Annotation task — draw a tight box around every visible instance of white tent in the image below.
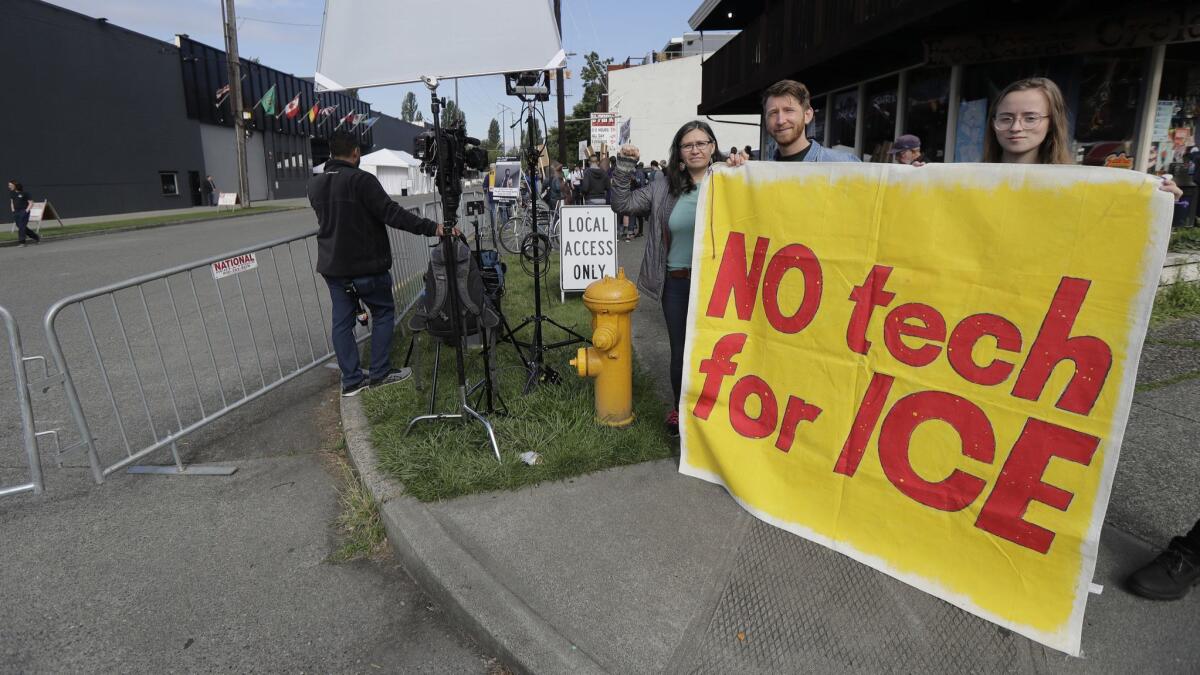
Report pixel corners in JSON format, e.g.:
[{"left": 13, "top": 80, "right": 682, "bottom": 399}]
[{"left": 358, "top": 148, "right": 432, "bottom": 196}]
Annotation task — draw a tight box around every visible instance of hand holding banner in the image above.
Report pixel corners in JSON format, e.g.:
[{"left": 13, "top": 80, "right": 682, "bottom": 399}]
[{"left": 680, "top": 163, "right": 1172, "bottom": 655}]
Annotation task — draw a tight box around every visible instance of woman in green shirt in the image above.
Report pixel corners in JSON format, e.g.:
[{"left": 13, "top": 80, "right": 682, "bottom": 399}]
[{"left": 612, "top": 121, "right": 725, "bottom": 438}]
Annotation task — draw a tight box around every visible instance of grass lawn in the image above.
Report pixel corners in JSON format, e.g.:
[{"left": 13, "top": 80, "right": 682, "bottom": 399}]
[
  {"left": 1169, "top": 227, "right": 1200, "bottom": 252},
  {"left": 362, "top": 254, "right": 673, "bottom": 502},
  {"left": 1151, "top": 280, "right": 1200, "bottom": 326},
  {"left": 0, "top": 205, "right": 298, "bottom": 242}
]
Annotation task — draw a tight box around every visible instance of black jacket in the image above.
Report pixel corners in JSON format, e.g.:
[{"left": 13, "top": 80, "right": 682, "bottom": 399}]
[
  {"left": 308, "top": 158, "right": 438, "bottom": 278},
  {"left": 580, "top": 166, "right": 609, "bottom": 199}
]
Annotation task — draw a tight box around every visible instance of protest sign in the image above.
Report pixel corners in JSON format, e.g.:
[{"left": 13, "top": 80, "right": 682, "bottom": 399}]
[
  {"left": 559, "top": 205, "right": 617, "bottom": 301},
  {"left": 680, "top": 163, "right": 1172, "bottom": 655},
  {"left": 591, "top": 113, "right": 619, "bottom": 150},
  {"left": 493, "top": 161, "right": 522, "bottom": 200}
]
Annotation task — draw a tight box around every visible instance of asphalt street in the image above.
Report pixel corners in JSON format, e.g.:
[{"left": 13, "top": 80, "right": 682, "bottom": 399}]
[{"left": 0, "top": 210, "right": 496, "bottom": 672}]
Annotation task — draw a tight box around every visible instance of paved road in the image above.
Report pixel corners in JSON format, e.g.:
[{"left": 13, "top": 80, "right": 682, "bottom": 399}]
[{"left": 0, "top": 211, "right": 497, "bottom": 672}]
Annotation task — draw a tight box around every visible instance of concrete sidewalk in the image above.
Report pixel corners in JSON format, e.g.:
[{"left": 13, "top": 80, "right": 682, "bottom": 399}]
[
  {"left": 342, "top": 237, "right": 1200, "bottom": 673},
  {"left": 31, "top": 197, "right": 310, "bottom": 227}
]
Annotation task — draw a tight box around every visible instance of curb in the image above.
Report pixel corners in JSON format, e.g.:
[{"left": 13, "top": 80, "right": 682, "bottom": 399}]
[
  {"left": 0, "top": 206, "right": 306, "bottom": 248},
  {"left": 339, "top": 394, "right": 607, "bottom": 675}
]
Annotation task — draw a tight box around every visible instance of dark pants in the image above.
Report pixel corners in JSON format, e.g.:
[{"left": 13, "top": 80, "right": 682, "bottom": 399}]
[
  {"left": 208, "top": 192, "right": 217, "bottom": 206},
  {"left": 14, "top": 211, "right": 38, "bottom": 243},
  {"left": 324, "top": 272, "right": 395, "bottom": 388},
  {"left": 661, "top": 275, "right": 690, "bottom": 409}
]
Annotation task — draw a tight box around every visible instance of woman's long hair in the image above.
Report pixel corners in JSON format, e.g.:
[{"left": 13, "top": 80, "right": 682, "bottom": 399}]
[
  {"left": 667, "top": 121, "right": 723, "bottom": 197},
  {"left": 982, "top": 77, "right": 1072, "bottom": 165},
  {"left": 9, "top": 181, "right": 22, "bottom": 191}
]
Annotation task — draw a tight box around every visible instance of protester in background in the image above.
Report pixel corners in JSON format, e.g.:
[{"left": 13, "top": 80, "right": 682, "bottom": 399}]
[
  {"left": 307, "top": 130, "right": 455, "bottom": 397},
  {"left": 7, "top": 180, "right": 39, "bottom": 247},
  {"left": 729, "top": 146, "right": 740, "bottom": 160},
  {"left": 544, "top": 162, "right": 564, "bottom": 210},
  {"left": 570, "top": 163, "right": 583, "bottom": 204},
  {"left": 744, "top": 145, "right": 754, "bottom": 160},
  {"left": 633, "top": 161, "right": 649, "bottom": 238},
  {"left": 983, "top": 77, "right": 1182, "bottom": 199},
  {"left": 204, "top": 175, "right": 218, "bottom": 205},
  {"left": 889, "top": 135, "right": 926, "bottom": 166},
  {"left": 731, "top": 80, "right": 858, "bottom": 165},
  {"left": 612, "top": 121, "right": 725, "bottom": 438},
  {"left": 648, "top": 160, "right": 661, "bottom": 182},
  {"left": 580, "top": 153, "right": 609, "bottom": 205}
]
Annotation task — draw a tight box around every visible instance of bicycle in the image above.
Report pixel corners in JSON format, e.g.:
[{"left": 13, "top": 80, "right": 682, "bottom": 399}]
[{"left": 498, "top": 190, "right": 561, "bottom": 256}]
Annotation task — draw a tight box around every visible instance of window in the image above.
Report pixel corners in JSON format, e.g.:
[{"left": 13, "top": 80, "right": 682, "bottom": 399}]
[
  {"left": 160, "top": 172, "right": 179, "bottom": 196},
  {"left": 863, "top": 76, "right": 898, "bottom": 161},
  {"left": 829, "top": 89, "right": 858, "bottom": 150},
  {"left": 905, "top": 68, "right": 950, "bottom": 161}
]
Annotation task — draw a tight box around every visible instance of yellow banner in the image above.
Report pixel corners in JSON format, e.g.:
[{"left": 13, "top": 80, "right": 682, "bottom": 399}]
[{"left": 680, "top": 163, "right": 1172, "bottom": 655}]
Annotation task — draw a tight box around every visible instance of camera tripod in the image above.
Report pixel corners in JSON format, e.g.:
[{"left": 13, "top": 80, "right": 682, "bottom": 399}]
[
  {"left": 502, "top": 96, "right": 586, "bottom": 393},
  {"left": 405, "top": 76, "right": 500, "bottom": 462}
]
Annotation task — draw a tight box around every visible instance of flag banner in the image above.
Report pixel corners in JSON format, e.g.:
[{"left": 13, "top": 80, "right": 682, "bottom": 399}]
[
  {"left": 279, "top": 93, "right": 302, "bottom": 119},
  {"left": 679, "top": 163, "right": 1172, "bottom": 656},
  {"left": 360, "top": 115, "right": 380, "bottom": 130},
  {"left": 215, "top": 83, "right": 231, "bottom": 108},
  {"left": 307, "top": 102, "right": 320, "bottom": 123},
  {"left": 257, "top": 84, "right": 277, "bottom": 115},
  {"left": 335, "top": 111, "right": 355, "bottom": 129},
  {"left": 318, "top": 104, "right": 339, "bottom": 121}
]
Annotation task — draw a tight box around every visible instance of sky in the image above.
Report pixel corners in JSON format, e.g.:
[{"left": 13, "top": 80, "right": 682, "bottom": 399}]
[{"left": 50, "top": 0, "right": 706, "bottom": 145}]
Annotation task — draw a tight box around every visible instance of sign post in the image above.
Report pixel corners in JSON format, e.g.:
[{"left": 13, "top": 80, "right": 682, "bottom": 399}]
[{"left": 559, "top": 204, "right": 617, "bottom": 302}]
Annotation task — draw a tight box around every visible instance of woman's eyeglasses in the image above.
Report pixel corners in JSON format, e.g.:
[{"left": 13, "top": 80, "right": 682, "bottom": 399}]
[
  {"left": 992, "top": 113, "right": 1049, "bottom": 130},
  {"left": 680, "top": 140, "right": 714, "bottom": 153}
]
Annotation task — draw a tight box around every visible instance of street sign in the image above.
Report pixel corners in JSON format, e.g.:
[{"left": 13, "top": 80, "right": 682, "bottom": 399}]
[{"left": 559, "top": 205, "right": 617, "bottom": 301}]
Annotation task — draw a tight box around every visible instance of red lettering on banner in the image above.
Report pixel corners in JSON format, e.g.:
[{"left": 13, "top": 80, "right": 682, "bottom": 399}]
[
  {"left": 975, "top": 418, "right": 1100, "bottom": 554},
  {"left": 706, "top": 233, "right": 769, "bottom": 321},
  {"left": 1011, "top": 278, "right": 1112, "bottom": 415},
  {"left": 883, "top": 303, "right": 945, "bottom": 367},
  {"left": 846, "top": 265, "right": 896, "bottom": 355},
  {"left": 761, "top": 243, "right": 823, "bottom": 334},
  {"left": 834, "top": 372, "right": 895, "bottom": 476},
  {"left": 877, "top": 391, "right": 994, "bottom": 512},
  {"left": 947, "top": 314, "right": 1022, "bottom": 386},
  {"left": 693, "top": 333, "right": 748, "bottom": 420},
  {"left": 775, "top": 397, "right": 822, "bottom": 453},
  {"left": 729, "top": 376, "right": 778, "bottom": 439}
]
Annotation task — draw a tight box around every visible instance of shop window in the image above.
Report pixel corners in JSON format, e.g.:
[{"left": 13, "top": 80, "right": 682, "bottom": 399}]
[
  {"left": 863, "top": 76, "right": 898, "bottom": 162},
  {"left": 830, "top": 89, "right": 858, "bottom": 151},
  {"left": 808, "top": 95, "right": 826, "bottom": 147},
  {"left": 905, "top": 68, "right": 949, "bottom": 161},
  {"left": 1074, "top": 53, "right": 1143, "bottom": 167},
  {"left": 160, "top": 172, "right": 179, "bottom": 196},
  {"left": 1152, "top": 42, "right": 1200, "bottom": 175}
]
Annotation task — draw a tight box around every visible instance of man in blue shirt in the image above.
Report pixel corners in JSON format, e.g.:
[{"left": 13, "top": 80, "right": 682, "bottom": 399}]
[{"left": 730, "top": 80, "right": 859, "bottom": 166}]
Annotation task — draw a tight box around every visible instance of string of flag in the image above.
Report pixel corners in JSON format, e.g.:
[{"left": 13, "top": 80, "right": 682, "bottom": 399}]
[{"left": 213, "top": 81, "right": 378, "bottom": 130}]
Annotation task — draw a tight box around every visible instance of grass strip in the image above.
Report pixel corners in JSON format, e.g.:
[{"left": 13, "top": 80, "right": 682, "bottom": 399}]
[
  {"left": 363, "top": 254, "right": 672, "bottom": 502},
  {"left": 1151, "top": 281, "right": 1200, "bottom": 326},
  {"left": 1169, "top": 227, "right": 1200, "bottom": 252},
  {"left": 1, "top": 205, "right": 297, "bottom": 242},
  {"left": 1136, "top": 369, "right": 1200, "bottom": 393},
  {"left": 326, "top": 439, "right": 388, "bottom": 563}
]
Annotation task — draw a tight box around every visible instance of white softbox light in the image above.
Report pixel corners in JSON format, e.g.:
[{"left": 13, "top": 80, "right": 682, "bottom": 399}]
[{"left": 315, "top": 0, "right": 565, "bottom": 91}]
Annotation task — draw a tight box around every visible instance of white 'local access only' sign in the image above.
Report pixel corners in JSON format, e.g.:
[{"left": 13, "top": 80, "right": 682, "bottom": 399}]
[{"left": 559, "top": 205, "right": 617, "bottom": 298}]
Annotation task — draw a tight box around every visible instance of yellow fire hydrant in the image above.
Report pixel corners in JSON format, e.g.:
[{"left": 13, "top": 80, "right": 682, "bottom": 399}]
[{"left": 570, "top": 268, "right": 639, "bottom": 427}]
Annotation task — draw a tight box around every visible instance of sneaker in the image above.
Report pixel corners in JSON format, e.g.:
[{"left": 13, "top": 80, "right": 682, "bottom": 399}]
[
  {"left": 341, "top": 380, "right": 369, "bottom": 397},
  {"left": 665, "top": 409, "right": 680, "bottom": 439},
  {"left": 1127, "top": 537, "right": 1200, "bottom": 600},
  {"left": 370, "top": 367, "right": 412, "bottom": 388}
]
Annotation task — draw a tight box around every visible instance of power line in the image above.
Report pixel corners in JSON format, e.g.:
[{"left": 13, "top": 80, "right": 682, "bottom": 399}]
[{"left": 240, "top": 16, "right": 321, "bottom": 28}]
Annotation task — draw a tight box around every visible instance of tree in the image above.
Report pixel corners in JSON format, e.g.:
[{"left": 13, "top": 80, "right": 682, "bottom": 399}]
[
  {"left": 551, "top": 51, "right": 612, "bottom": 164},
  {"left": 441, "top": 99, "right": 466, "bottom": 129},
  {"left": 487, "top": 118, "right": 501, "bottom": 150},
  {"left": 401, "top": 92, "right": 420, "bottom": 123}
]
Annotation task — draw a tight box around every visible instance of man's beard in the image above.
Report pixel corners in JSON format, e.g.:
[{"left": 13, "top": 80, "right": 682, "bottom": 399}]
[{"left": 771, "top": 126, "right": 802, "bottom": 147}]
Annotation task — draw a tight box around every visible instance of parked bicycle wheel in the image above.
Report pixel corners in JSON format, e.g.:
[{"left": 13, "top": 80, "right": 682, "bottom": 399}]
[{"left": 498, "top": 217, "right": 526, "bottom": 255}]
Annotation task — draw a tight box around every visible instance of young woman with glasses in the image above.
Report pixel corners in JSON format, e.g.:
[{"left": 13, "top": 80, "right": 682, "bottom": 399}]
[
  {"left": 612, "top": 121, "right": 725, "bottom": 439},
  {"left": 984, "top": 77, "right": 1182, "bottom": 198}
]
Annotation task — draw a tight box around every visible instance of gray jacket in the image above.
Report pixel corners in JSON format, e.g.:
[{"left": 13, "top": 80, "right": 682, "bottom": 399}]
[{"left": 611, "top": 164, "right": 677, "bottom": 302}]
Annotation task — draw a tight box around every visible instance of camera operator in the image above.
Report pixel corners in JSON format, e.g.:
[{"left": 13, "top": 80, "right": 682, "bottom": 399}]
[{"left": 309, "top": 130, "right": 458, "bottom": 397}]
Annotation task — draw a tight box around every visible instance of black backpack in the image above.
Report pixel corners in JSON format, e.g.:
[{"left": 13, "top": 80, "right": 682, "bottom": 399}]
[{"left": 408, "top": 239, "right": 500, "bottom": 342}]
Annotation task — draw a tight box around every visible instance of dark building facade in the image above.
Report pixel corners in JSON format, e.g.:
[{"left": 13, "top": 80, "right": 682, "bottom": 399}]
[
  {"left": 693, "top": 0, "right": 1200, "bottom": 172},
  {"left": 1, "top": 0, "right": 205, "bottom": 221},
  {"left": 2, "top": 0, "right": 379, "bottom": 222},
  {"left": 370, "top": 114, "right": 428, "bottom": 156}
]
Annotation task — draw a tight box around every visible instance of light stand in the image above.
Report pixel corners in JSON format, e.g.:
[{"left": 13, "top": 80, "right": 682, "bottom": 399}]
[
  {"left": 406, "top": 76, "right": 500, "bottom": 462},
  {"left": 503, "top": 93, "right": 587, "bottom": 393}
]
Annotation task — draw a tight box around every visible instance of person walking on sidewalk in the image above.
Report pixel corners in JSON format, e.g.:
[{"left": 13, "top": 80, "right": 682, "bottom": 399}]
[
  {"left": 8, "top": 180, "right": 40, "bottom": 247},
  {"left": 580, "top": 154, "right": 609, "bottom": 206},
  {"left": 1127, "top": 518, "right": 1200, "bottom": 600},
  {"left": 204, "top": 175, "right": 218, "bottom": 206},
  {"left": 308, "top": 130, "right": 457, "bottom": 397},
  {"left": 612, "top": 121, "right": 726, "bottom": 438}
]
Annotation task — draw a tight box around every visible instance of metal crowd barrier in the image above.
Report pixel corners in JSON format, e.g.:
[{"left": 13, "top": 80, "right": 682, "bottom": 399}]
[
  {"left": 0, "top": 305, "right": 44, "bottom": 497},
  {"left": 42, "top": 190, "right": 480, "bottom": 484}
]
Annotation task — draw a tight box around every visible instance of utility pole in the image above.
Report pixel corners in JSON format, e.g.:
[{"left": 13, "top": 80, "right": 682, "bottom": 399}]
[
  {"left": 221, "top": 0, "right": 251, "bottom": 208},
  {"left": 554, "top": 0, "right": 567, "bottom": 168}
]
